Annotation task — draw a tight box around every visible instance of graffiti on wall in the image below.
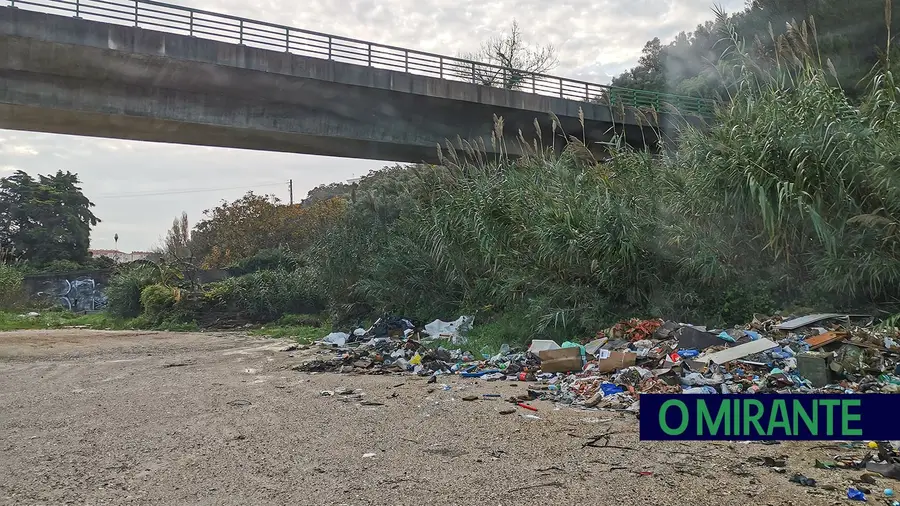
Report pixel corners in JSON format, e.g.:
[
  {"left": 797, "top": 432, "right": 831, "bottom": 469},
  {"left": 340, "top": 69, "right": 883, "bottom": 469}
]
[{"left": 36, "top": 276, "right": 108, "bottom": 311}]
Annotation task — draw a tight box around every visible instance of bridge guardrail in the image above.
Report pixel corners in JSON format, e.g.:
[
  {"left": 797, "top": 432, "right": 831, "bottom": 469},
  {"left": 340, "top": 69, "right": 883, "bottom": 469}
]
[{"left": 3, "top": 0, "right": 716, "bottom": 117}]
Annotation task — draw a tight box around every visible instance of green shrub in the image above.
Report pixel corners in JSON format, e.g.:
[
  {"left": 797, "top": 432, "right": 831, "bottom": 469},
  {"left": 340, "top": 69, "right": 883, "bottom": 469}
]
[
  {"left": 140, "top": 284, "right": 176, "bottom": 317},
  {"left": 0, "top": 264, "right": 24, "bottom": 310},
  {"left": 226, "top": 248, "right": 303, "bottom": 276},
  {"left": 25, "top": 259, "right": 83, "bottom": 274},
  {"left": 105, "top": 264, "right": 161, "bottom": 317},
  {"left": 206, "top": 269, "right": 323, "bottom": 323}
]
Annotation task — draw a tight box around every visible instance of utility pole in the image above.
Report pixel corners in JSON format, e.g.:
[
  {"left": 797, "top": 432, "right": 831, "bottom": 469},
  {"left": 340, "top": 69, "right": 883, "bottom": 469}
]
[{"left": 288, "top": 179, "right": 293, "bottom": 206}]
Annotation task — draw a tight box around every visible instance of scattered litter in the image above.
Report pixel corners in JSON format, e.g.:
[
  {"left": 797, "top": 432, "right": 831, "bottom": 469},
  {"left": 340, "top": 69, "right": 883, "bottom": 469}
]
[
  {"left": 848, "top": 487, "right": 867, "bottom": 501},
  {"left": 362, "top": 453, "right": 377, "bottom": 458},
  {"left": 162, "top": 361, "right": 193, "bottom": 368},
  {"left": 321, "top": 332, "right": 349, "bottom": 347},
  {"left": 789, "top": 473, "right": 817, "bottom": 487},
  {"left": 292, "top": 313, "right": 900, "bottom": 424},
  {"left": 422, "top": 316, "right": 474, "bottom": 345}
]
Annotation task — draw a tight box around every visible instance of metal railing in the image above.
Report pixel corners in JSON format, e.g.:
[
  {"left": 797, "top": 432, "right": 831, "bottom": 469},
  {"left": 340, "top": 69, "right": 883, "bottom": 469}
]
[{"left": 3, "top": 0, "right": 716, "bottom": 117}]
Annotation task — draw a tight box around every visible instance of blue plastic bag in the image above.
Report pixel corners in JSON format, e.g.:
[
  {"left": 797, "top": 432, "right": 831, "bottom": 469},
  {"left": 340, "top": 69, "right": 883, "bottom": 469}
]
[
  {"left": 847, "top": 487, "right": 867, "bottom": 501},
  {"left": 600, "top": 383, "right": 623, "bottom": 396}
]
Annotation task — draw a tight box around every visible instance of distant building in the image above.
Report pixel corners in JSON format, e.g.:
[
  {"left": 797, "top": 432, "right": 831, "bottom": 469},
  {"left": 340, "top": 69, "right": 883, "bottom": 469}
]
[{"left": 89, "top": 249, "right": 154, "bottom": 263}]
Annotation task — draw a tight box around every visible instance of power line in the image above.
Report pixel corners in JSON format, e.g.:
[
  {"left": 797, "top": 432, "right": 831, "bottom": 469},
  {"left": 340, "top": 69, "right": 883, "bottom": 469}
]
[{"left": 92, "top": 181, "right": 286, "bottom": 199}]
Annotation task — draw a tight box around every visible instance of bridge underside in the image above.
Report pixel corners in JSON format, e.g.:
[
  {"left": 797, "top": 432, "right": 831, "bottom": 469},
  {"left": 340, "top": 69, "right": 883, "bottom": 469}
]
[{"left": 0, "top": 7, "right": 672, "bottom": 164}]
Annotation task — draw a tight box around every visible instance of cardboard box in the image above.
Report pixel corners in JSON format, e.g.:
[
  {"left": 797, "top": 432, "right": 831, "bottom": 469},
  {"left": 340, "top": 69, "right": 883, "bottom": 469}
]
[
  {"left": 594, "top": 350, "right": 637, "bottom": 373},
  {"left": 538, "top": 347, "right": 585, "bottom": 373}
]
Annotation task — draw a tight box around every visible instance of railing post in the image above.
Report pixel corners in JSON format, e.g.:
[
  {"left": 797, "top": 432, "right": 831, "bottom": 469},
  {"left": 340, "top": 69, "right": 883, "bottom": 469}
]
[
  {"left": 439, "top": 58, "right": 443, "bottom": 79},
  {"left": 327, "top": 37, "right": 332, "bottom": 59},
  {"left": 531, "top": 73, "right": 535, "bottom": 93},
  {"left": 74, "top": 0, "right": 80, "bottom": 17},
  {"left": 239, "top": 19, "right": 243, "bottom": 45},
  {"left": 559, "top": 77, "right": 563, "bottom": 98},
  {"left": 367, "top": 43, "right": 372, "bottom": 66},
  {"left": 134, "top": 0, "right": 138, "bottom": 26},
  {"left": 404, "top": 51, "right": 408, "bottom": 73},
  {"left": 9, "top": 0, "right": 14, "bottom": 8},
  {"left": 584, "top": 82, "right": 589, "bottom": 101},
  {"left": 471, "top": 62, "right": 475, "bottom": 84},
  {"left": 285, "top": 28, "right": 289, "bottom": 52},
  {"left": 189, "top": 11, "right": 194, "bottom": 36}
]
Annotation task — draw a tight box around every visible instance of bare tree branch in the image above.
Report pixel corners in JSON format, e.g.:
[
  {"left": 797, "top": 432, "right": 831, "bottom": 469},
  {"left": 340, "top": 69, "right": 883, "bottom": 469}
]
[{"left": 456, "top": 20, "right": 559, "bottom": 90}]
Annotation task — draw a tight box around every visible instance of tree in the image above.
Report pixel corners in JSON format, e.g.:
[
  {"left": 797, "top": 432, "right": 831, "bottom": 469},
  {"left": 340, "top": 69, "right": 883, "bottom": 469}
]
[
  {"left": 457, "top": 20, "right": 558, "bottom": 89},
  {"left": 0, "top": 170, "right": 99, "bottom": 265},
  {"left": 163, "top": 212, "right": 192, "bottom": 261},
  {"left": 608, "top": 0, "right": 900, "bottom": 101},
  {"left": 302, "top": 181, "right": 355, "bottom": 207},
  {"left": 609, "top": 38, "right": 666, "bottom": 91},
  {"left": 188, "top": 191, "right": 348, "bottom": 268}
]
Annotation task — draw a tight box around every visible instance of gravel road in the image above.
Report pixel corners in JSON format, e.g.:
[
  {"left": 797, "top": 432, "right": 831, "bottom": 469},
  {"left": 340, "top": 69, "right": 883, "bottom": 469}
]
[{"left": 0, "top": 330, "right": 886, "bottom": 505}]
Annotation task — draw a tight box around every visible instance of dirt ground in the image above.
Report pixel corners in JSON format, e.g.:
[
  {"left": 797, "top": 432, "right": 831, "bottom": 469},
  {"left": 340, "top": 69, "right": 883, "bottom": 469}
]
[{"left": 0, "top": 330, "right": 890, "bottom": 505}]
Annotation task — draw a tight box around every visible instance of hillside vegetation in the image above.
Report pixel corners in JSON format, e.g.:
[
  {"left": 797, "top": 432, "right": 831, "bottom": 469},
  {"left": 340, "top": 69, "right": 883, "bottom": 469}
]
[
  {"left": 99, "top": 4, "right": 900, "bottom": 343},
  {"left": 611, "top": 0, "right": 900, "bottom": 101}
]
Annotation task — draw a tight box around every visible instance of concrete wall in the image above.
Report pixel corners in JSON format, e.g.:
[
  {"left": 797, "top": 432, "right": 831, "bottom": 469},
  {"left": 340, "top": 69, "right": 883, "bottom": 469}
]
[
  {"left": 23, "top": 267, "right": 233, "bottom": 312},
  {"left": 0, "top": 7, "right": 685, "bottom": 163},
  {"left": 24, "top": 270, "right": 111, "bottom": 312}
]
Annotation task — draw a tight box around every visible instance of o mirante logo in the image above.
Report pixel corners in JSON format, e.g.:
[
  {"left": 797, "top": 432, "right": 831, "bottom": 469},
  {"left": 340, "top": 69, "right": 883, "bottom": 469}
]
[{"left": 640, "top": 394, "right": 897, "bottom": 441}]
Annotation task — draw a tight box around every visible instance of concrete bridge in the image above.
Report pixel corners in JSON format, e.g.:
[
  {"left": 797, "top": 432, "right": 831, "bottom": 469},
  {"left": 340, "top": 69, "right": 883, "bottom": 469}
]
[{"left": 0, "top": 0, "right": 711, "bottom": 164}]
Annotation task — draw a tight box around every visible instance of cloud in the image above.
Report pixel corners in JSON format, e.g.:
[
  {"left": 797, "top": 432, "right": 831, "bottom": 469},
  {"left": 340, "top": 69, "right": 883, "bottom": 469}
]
[
  {"left": 165, "top": 0, "right": 743, "bottom": 83},
  {"left": 2, "top": 0, "right": 746, "bottom": 251},
  {"left": 0, "top": 143, "right": 39, "bottom": 156}
]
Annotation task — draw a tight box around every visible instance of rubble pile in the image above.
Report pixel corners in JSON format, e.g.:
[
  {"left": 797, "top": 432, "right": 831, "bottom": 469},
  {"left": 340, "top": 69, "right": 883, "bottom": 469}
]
[
  {"left": 294, "top": 312, "right": 900, "bottom": 405},
  {"left": 543, "top": 313, "right": 900, "bottom": 409},
  {"left": 293, "top": 315, "right": 539, "bottom": 378}
]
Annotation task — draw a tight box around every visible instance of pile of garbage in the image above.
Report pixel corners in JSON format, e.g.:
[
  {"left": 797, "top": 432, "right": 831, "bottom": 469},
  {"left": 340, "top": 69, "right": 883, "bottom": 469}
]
[
  {"left": 295, "top": 312, "right": 900, "bottom": 404},
  {"left": 294, "top": 315, "right": 540, "bottom": 379},
  {"left": 543, "top": 313, "right": 900, "bottom": 409}
]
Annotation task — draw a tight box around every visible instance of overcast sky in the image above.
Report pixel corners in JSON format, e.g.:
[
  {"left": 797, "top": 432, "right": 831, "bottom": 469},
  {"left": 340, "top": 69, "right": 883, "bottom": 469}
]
[{"left": 0, "top": 0, "right": 744, "bottom": 252}]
